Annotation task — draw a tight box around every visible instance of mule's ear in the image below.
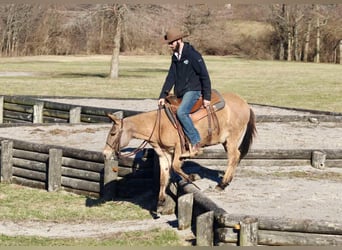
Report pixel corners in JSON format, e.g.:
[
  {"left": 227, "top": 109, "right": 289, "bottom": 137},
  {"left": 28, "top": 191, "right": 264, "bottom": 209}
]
[{"left": 107, "top": 111, "right": 123, "bottom": 123}]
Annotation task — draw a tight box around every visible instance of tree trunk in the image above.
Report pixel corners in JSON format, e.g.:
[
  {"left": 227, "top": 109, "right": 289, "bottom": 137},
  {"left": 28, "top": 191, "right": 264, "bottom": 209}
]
[
  {"left": 314, "top": 5, "right": 320, "bottom": 63},
  {"left": 109, "top": 4, "right": 125, "bottom": 79},
  {"left": 303, "top": 19, "right": 311, "bottom": 62}
]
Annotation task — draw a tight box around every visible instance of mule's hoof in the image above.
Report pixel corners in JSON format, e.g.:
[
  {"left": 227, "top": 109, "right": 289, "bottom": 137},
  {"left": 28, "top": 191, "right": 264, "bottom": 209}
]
[{"left": 215, "top": 182, "right": 229, "bottom": 191}]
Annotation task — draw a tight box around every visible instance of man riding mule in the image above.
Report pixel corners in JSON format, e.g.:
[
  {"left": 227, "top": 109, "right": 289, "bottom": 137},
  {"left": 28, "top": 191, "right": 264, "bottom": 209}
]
[
  {"left": 103, "top": 92, "right": 256, "bottom": 214},
  {"left": 158, "top": 27, "right": 211, "bottom": 158},
  {"left": 102, "top": 28, "right": 257, "bottom": 214}
]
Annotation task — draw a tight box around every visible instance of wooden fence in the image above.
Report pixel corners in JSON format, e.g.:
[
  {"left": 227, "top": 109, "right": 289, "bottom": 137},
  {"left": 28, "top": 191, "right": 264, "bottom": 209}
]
[
  {"left": 0, "top": 96, "right": 140, "bottom": 124},
  {"left": 0, "top": 137, "right": 156, "bottom": 198},
  {"left": 177, "top": 180, "right": 342, "bottom": 246}
]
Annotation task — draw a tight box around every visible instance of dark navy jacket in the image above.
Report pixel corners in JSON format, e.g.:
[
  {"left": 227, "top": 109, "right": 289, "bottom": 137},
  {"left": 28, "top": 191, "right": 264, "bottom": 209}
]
[{"left": 159, "top": 42, "right": 211, "bottom": 101}]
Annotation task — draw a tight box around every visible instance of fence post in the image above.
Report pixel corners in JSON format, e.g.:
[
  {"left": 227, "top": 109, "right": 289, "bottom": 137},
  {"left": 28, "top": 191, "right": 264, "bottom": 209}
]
[
  {"left": 48, "top": 148, "right": 62, "bottom": 192},
  {"left": 178, "top": 192, "right": 193, "bottom": 230},
  {"left": 103, "top": 158, "right": 119, "bottom": 200},
  {"left": 1, "top": 140, "right": 13, "bottom": 183},
  {"left": 196, "top": 210, "right": 214, "bottom": 246},
  {"left": 69, "top": 106, "right": 81, "bottom": 123},
  {"left": 0, "top": 96, "right": 3, "bottom": 123},
  {"left": 239, "top": 216, "right": 259, "bottom": 246},
  {"left": 311, "top": 150, "right": 326, "bottom": 170},
  {"left": 33, "top": 101, "right": 44, "bottom": 123}
]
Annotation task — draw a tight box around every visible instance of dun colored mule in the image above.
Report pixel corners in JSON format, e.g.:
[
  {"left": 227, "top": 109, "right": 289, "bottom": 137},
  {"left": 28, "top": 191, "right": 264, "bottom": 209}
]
[{"left": 103, "top": 92, "right": 256, "bottom": 213}]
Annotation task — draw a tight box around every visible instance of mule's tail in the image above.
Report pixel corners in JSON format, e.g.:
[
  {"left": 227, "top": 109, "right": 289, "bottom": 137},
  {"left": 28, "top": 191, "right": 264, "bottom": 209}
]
[{"left": 239, "top": 108, "right": 257, "bottom": 160}]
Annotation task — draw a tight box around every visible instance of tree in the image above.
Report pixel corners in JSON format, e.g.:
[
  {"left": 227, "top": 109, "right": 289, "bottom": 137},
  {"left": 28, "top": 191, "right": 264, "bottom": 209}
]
[{"left": 109, "top": 4, "right": 126, "bottom": 79}]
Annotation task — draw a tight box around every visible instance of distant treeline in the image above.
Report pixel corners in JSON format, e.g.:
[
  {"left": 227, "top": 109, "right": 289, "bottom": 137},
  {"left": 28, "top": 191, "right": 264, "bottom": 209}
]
[{"left": 0, "top": 4, "right": 341, "bottom": 63}]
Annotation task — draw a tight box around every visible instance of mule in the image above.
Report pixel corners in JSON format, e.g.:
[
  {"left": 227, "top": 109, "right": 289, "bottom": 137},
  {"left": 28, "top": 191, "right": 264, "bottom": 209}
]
[{"left": 103, "top": 92, "right": 256, "bottom": 212}]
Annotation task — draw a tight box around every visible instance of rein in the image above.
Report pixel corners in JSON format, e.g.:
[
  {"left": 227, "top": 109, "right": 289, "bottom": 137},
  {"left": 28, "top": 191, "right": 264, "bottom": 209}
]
[{"left": 108, "top": 106, "right": 162, "bottom": 159}]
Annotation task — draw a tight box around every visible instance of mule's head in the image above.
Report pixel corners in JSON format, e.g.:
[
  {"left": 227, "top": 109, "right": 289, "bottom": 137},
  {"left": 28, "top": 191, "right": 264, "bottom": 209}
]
[{"left": 103, "top": 112, "right": 130, "bottom": 160}]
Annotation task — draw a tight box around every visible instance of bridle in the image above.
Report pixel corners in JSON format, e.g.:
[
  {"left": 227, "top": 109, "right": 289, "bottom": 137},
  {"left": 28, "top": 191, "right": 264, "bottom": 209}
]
[{"left": 106, "top": 106, "right": 162, "bottom": 159}]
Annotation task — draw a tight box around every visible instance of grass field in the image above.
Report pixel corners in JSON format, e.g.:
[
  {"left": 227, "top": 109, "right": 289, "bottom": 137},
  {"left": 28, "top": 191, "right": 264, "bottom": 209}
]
[
  {"left": 0, "top": 183, "right": 181, "bottom": 246},
  {"left": 0, "top": 55, "right": 341, "bottom": 112}
]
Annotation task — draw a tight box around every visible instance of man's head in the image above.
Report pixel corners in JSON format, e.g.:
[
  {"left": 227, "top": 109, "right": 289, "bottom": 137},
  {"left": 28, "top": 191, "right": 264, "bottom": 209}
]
[{"left": 164, "top": 27, "right": 188, "bottom": 53}]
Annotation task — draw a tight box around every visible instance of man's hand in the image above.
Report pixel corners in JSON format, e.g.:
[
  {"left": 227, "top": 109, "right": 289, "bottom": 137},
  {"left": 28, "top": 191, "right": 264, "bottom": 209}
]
[
  {"left": 203, "top": 99, "right": 210, "bottom": 108},
  {"left": 158, "top": 98, "right": 165, "bottom": 106}
]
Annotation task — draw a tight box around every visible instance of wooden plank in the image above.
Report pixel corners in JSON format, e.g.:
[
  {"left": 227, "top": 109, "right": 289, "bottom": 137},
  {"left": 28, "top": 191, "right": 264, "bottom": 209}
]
[
  {"left": 12, "top": 158, "right": 47, "bottom": 172},
  {"left": 13, "top": 149, "right": 49, "bottom": 162},
  {"left": 178, "top": 193, "right": 194, "bottom": 230},
  {"left": 61, "top": 166, "right": 100, "bottom": 182},
  {"left": 12, "top": 166, "right": 46, "bottom": 181},
  {"left": 258, "top": 229, "right": 342, "bottom": 246},
  {"left": 1, "top": 140, "right": 13, "bottom": 183},
  {"left": 43, "top": 108, "right": 69, "bottom": 119},
  {"left": 196, "top": 211, "right": 214, "bottom": 246},
  {"left": 3, "top": 118, "right": 31, "bottom": 124},
  {"left": 4, "top": 96, "right": 37, "bottom": 106},
  {"left": 80, "top": 114, "right": 110, "bottom": 123},
  {"left": 61, "top": 176, "right": 100, "bottom": 193},
  {"left": 216, "top": 227, "right": 238, "bottom": 244},
  {"left": 62, "top": 157, "right": 103, "bottom": 172},
  {"left": 239, "top": 217, "right": 258, "bottom": 246},
  {"left": 3, "top": 110, "right": 33, "bottom": 121},
  {"left": 43, "top": 117, "right": 68, "bottom": 123},
  {"left": 12, "top": 176, "right": 46, "bottom": 189},
  {"left": 3, "top": 102, "right": 34, "bottom": 113},
  {"left": 48, "top": 148, "right": 62, "bottom": 192},
  {"left": 218, "top": 214, "right": 342, "bottom": 235}
]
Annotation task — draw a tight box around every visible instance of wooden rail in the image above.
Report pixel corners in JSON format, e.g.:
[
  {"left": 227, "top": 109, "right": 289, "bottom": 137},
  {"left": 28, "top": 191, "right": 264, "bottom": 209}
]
[{"left": 0, "top": 137, "right": 155, "bottom": 198}]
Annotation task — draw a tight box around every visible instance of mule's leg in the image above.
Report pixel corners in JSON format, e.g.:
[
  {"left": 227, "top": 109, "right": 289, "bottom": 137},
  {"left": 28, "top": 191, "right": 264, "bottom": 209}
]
[
  {"left": 216, "top": 138, "right": 241, "bottom": 191},
  {"left": 172, "top": 144, "right": 200, "bottom": 182},
  {"left": 157, "top": 152, "right": 172, "bottom": 207}
]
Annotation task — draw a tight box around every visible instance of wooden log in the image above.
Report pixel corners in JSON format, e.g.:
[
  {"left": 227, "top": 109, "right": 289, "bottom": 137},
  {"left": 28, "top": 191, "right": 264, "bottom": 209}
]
[
  {"left": 80, "top": 114, "right": 110, "bottom": 123},
  {"left": 178, "top": 193, "right": 194, "bottom": 230},
  {"left": 0, "top": 96, "right": 3, "bottom": 123},
  {"left": 102, "top": 158, "right": 119, "bottom": 200},
  {"left": 48, "top": 148, "right": 62, "bottom": 192},
  {"left": 258, "top": 229, "right": 342, "bottom": 246},
  {"left": 61, "top": 166, "right": 100, "bottom": 182},
  {"left": 43, "top": 108, "right": 69, "bottom": 119},
  {"left": 12, "top": 176, "right": 46, "bottom": 189},
  {"left": 1, "top": 140, "right": 13, "bottom": 183},
  {"left": 12, "top": 166, "right": 46, "bottom": 181},
  {"left": 33, "top": 101, "right": 44, "bottom": 123},
  {"left": 3, "top": 110, "right": 33, "bottom": 121},
  {"left": 12, "top": 158, "right": 47, "bottom": 172},
  {"left": 2, "top": 118, "right": 30, "bottom": 124},
  {"left": 239, "top": 217, "right": 258, "bottom": 246},
  {"left": 43, "top": 116, "right": 68, "bottom": 123},
  {"left": 325, "top": 159, "right": 342, "bottom": 168},
  {"left": 311, "top": 150, "right": 326, "bottom": 169},
  {"left": 218, "top": 213, "right": 342, "bottom": 235},
  {"left": 3, "top": 102, "right": 33, "bottom": 113},
  {"left": 216, "top": 227, "right": 238, "bottom": 244},
  {"left": 61, "top": 157, "right": 103, "bottom": 172},
  {"left": 43, "top": 101, "right": 71, "bottom": 111},
  {"left": 61, "top": 176, "right": 100, "bottom": 193},
  {"left": 196, "top": 210, "right": 214, "bottom": 246},
  {"left": 69, "top": 106, "right": 81, "bottom": 123},
  {"left": 4, "top": 96, "right": 37, "bottom": 106},
  {"left": 13, "top": 149, "right": 49, "bottom": 162}
]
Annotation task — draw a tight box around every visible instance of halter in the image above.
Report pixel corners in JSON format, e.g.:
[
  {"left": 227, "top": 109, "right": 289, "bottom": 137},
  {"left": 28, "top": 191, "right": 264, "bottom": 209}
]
[{"left": 106, "top": 106, "right": 162, "bottom": 159}]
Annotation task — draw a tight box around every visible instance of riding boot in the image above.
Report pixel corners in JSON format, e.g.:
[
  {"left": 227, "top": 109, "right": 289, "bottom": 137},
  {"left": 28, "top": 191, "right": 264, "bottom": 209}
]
[{"left": 180, "top": 143, "right": 203, "bottom": 158}]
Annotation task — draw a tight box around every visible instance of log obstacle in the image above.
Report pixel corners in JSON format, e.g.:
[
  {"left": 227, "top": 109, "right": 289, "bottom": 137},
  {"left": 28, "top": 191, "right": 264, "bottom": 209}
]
[{"left": 0, "top": 137, "right": 155, "bottom": 198}]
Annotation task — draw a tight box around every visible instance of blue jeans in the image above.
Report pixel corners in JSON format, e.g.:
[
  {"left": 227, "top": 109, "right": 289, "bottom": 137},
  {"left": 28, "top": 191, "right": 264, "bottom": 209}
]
[{"left": 176, "top": 91, "right": 201, "bottom": 145}]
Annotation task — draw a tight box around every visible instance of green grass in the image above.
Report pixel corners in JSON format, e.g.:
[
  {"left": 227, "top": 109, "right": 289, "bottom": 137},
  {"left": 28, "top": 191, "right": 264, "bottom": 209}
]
[
  {"left": 0, "top": 229, "right": 180, "bottom": 246},
  {"left": 0, "top": 183, "right": 150, "bottom": 222},
  {"left": 0, "top": 55, "right": 341, "bottom": 112},
  {"left": 0, "top": 183, "right": 182, "bottom": 246}
]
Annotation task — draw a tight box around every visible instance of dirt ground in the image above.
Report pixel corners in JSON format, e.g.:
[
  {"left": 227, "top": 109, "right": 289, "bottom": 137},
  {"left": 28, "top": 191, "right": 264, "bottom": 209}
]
[{"left": 0, "top": 98, "right": 341, "bottom": 242}]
